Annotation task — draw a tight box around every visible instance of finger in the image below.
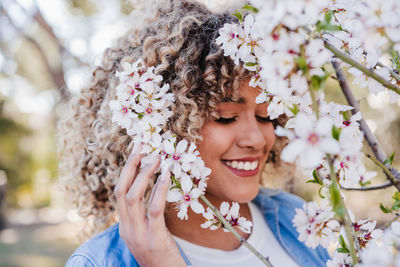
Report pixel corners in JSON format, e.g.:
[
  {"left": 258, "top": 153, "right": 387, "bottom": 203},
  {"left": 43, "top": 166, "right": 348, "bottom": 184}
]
[
  {"left": 148, "top": 167, "right": 171, "bottom": 227},
  {"left": 114, "top": 142, "right": 143, "bottom": 221},
  {"left": 125, "top": 154, "right": 161, "bottom": 223}
]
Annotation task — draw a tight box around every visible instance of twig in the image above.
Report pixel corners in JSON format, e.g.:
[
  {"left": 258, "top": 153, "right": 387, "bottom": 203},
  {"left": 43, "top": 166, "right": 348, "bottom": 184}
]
[
  {"left": 200, "top": 195, "right": 273, "bottom": 267},
  {"left": 328, "top": 157, "right": 359, "bottom": 264},
  {"left": 377, "top": 62, "right": 400, "bottom": 83},
  {"left": 332, "top": 61, "right": 400, "bottom": 192},
  {"left": 326, "top": 42, "right": 400, "bottom": 95},
  {"left": 341, "top": 182, "right": 393, "bottom": 191},
  {"left": 365, "top": 153, "right": 399, "bottom": 188}
]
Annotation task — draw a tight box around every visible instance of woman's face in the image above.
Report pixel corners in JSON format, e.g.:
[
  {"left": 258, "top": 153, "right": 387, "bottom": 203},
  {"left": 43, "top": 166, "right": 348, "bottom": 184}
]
[{"left": 197, "top": 81, "right": 276, "bottom": 203}]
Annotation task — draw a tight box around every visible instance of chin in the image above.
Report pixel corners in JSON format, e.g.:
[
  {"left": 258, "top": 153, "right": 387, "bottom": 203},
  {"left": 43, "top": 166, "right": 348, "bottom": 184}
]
[{"left": 230, "top": 184, "right": 260, "bottom": 203}]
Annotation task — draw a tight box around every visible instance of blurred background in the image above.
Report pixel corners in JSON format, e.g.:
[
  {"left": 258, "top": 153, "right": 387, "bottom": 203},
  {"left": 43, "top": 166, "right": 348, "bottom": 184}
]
[{"left": 0, "top": 0, "right": 399, "bottom": 266}]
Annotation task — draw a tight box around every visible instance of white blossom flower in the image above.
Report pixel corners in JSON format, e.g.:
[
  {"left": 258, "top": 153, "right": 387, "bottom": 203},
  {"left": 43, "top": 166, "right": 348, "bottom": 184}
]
[
  {"left": 293, "top": 200, "right": 339, "bottom": 248},
  {"left": 326, "top": 250, "right": 352, "bottom": 267},
  {"left": 278, "top": 113, "right": 340, "bottom": 169},
  {"left": 216, "top": 23, "right": 244, "bottom": 64},
  {"left": 166, "top": 174, "right": 204, "bottom": 220},
  {"left": 201, "top": 202, "right": 252, "bottom": 234},
  {"left": 109, "top": 99, "right": 136, "bottom": 130},
  {"left": 162, "top": 139, "right": 197, "bottom": 178}
]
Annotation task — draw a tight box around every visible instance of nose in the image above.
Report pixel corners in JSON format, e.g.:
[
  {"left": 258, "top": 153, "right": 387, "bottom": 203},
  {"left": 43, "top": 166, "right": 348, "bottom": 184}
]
[{"left": 237, "top": 116, "right": 268, "bottom": 150}]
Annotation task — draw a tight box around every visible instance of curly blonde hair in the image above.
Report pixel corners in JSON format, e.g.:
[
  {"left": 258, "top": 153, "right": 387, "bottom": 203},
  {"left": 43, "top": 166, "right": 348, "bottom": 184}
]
[{"left": 58, "top": 0, "right": 295, "bottom": 237}]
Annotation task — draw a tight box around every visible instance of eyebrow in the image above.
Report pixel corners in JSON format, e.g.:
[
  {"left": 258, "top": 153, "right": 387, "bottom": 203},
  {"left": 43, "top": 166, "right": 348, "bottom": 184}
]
[{"left": 221, "top": 97, "right": 247, "bottom": 104}]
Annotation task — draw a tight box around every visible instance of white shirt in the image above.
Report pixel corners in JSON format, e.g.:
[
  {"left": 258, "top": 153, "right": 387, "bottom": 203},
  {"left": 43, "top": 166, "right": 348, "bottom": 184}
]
[{"left": 174, "top": 202, "right": 300, "bottom": 267}]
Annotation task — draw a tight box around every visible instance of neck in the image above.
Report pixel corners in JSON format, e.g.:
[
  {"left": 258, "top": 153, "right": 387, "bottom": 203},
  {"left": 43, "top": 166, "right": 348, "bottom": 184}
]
[{"left": 165, "top": 194, "right": 252, "bottom": 251}]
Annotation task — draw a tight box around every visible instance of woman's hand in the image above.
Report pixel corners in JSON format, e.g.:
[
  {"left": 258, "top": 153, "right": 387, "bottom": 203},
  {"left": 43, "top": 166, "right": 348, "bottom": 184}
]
[{"left": 114, "top": 143, "right": 187, "bottom": 267}]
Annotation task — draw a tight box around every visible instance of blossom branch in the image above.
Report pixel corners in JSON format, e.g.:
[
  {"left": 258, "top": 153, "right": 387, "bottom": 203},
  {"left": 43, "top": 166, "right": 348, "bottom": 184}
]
[
  {"left": 341, "top": 182, "right": 393, "bottom": 191},
  {"left": 332, "top": 61, "right": 400, "bottom": 192},
  {"left": 377, "top": 62, "right": 400, "bottom": 83},
  {"left": 326, "top": 42, "right": 400, "bottom": 95},
  {"left": 199, "top": 195, "right": 273, "bottom": 267},
  {"left": 328, "top": 157, "right": 359, "bottom": 265},
  {"left": 365, "top": 153, "right": 400, "bottom": 189}
]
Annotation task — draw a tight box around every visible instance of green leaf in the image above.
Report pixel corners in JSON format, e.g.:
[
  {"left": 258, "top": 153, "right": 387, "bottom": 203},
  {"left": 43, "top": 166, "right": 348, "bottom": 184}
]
[
  {"left": 295, "top": 55, "right": 308, "bottom": 72},
  {"left": 332, "top": 125, "right": 341, "bottom": 141},
  {"left": 330, "top": 184, "right": 345, "bottom": 217},
  {"left": 313, "top": 169, "right": 323, "bottom": 185},
  {"left": 316, "top": 11, "right": 342, "bottom": 32},
  {"left": 380, "top": 203, "right": 392, "bottom": 213},
  {"left": 393, "top": 191, "right": 400, "bottom": 201},
  {"left": 318, "top": 186, "right": 326, "bottom": 199},
  {"left": 233, "top": 9, "right": 243, "bottom": 22},
  {"left": 289, "top": 104, "right": 299, "bottom": 115},
  {"left": 390, "top": 152, "right": 396, "bottom": 166},
  {"left": 245, "top": 62, "right": 258, "bottom": 67},
  {"left": 306, "top": 170, "right": 323, "bottom": 185},
  {"left": 392, "top": 49, "right": 400, "bottom": 74},
  {"left": 338, "top": 235, "right": 349, "bottom": 251},
  {"left": 138, "top": 113, "right": 144, "bottom": 119},
  {"left": 170, "top": 175, "right": 181, "bottom": 189},
  {"left": 324, "top": 11, "right": 333, "bottom": 23},
  {"left": 337, "top": 247, "right": 350, "bottom": 254},
  {"left": 242, "top": 3, "right": 259, "bottom": 13}
]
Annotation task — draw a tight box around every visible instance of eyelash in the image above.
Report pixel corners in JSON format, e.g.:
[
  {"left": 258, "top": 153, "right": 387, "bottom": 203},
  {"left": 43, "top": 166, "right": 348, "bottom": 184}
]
[{"left": 215, "top": 116, "right": 273, "bottom": 124}]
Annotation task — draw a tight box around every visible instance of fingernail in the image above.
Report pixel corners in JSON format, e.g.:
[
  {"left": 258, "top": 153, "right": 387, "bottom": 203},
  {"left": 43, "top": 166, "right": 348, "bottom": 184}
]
[
  {"left": 161, "top": 166, "right": 171, "bottom": 181},
  {"left": 130, "top": 142, "right": 142, "bottom": 155}
]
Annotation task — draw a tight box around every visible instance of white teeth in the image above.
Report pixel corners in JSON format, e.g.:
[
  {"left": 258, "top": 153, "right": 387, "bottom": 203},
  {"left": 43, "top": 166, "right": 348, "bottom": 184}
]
[
  {"left": 224, "top": 160, "right": 258, "bottom": 171},
  {"left": 231, "top": 161, "right": 238, "bottom": 168},
  {"left": 238, "top": 161, "right": 244, "bottom": 169},
  {"left": 244, "top": 162, "right": 251, "bottom": 170}
]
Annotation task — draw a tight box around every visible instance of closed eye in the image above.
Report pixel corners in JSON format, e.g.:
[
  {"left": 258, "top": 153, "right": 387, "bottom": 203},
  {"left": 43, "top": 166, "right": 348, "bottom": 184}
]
[
  {"left": 256, "top": 115, "right": 273, "bottom": 123},
  {"left": 215, "top": 117, "right": 237, "bottom": 124}
]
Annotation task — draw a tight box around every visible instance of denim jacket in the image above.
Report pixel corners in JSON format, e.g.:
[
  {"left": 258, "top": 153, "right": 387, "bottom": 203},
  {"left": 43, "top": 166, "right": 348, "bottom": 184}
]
[{"left": 66, "top": 188, "right": 330, "bottom": 267}]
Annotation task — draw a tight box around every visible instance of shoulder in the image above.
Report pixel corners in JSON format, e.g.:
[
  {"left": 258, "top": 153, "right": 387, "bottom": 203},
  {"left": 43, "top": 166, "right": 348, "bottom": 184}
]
[
  {"left": 255, "top": 187, "right": 306, "bottom": 211},
  {"left": 65, "top": 223, "right": 139, "bottom": 267}
]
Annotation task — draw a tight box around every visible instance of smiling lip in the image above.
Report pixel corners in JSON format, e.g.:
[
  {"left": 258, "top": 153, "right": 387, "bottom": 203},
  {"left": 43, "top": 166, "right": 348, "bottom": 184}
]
[{"left": 222, "top": 157, "right": 260, "bottom": 177}]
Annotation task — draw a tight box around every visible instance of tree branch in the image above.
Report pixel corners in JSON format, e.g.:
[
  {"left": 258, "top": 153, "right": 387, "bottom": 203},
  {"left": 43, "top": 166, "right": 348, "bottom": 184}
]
[
  {"left": 341, "top": 182, "right": 393, "bottom": 191},
  {"left": 326, "top": 42, "right": 400, "bottom": 95},
  {"left": 1, "top": 3, "right": 70, "bottom": 102},
  {"left": 332, "top": 60, "right": 400, "bottom": 192},
  {"left": 200, "top": 195, "right": 273, "bottom": 267}
]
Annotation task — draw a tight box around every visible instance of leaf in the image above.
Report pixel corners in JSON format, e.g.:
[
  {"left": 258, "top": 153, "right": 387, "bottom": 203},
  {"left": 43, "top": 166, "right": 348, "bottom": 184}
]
[
  {"left": 316, "top": 11, "right": 342, "bottom": 32},
  {"left": 295, "top": 55, "right": 308, "bottom": 72},
  {"left": 233, "top": 9, "right": 243, "bottom": 23},
  {"left": 306, "top": 170, "right": 323, "bottom": 185},
  {"left": 393, "top": 191, "right": 400, "bottom": 201},
  {"left": 383, "top": 152, "right": 394, "bottom": 166},
  {"left": 313, "top": 169, "right": 323, "bottom": 185},
  {"left": 392, "top": 49, "right": 400, "bottom": 74},
  {"left": 330, "top": 184, "right": 345, "bottom": 217},
  {"left": 318, "top": 186, "right": 326, "bottom": 199},
  {"left": 332, "top": 125, "right": 341, "bottom": 141},
  {"left": 242, "top": 4, "right": 259, "bottom": 13},
  {"left": 245, "top": 62, "right": 258, "bottom": 67},
  {"left": 170, "top": 175, "right": 181, "bottom": 188},
  {"left": 338, "top": 235, "right": 349, "bottom": 251},
  {"left": 337, "top": 247, "right": 350, "bottom": 254},
  {"left": 289, "top": 104, "right": 299, "bottom": 115},
  {"left": 380, "top": 203, "right": 392, "bottom": 214}
]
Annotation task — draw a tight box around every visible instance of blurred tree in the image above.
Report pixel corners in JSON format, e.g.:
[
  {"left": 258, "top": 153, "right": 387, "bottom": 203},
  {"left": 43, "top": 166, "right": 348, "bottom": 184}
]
[{"left": 0, "top": 99, "right": 33, "bottom": 206}]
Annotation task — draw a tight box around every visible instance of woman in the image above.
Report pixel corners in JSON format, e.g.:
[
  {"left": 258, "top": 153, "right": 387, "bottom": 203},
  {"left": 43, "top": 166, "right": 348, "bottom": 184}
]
[{"left": 59, "top": 0, "right": 330, "bottom": 266}]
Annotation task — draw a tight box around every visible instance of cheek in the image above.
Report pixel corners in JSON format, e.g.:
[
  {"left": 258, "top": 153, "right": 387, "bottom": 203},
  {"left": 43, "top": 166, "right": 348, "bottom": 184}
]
[
  {"left": 198, "top": 124, "right": 233, "bottom": 160},
  {"left": 264, "top": 124, "right": 276, "bottom": 152}
]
